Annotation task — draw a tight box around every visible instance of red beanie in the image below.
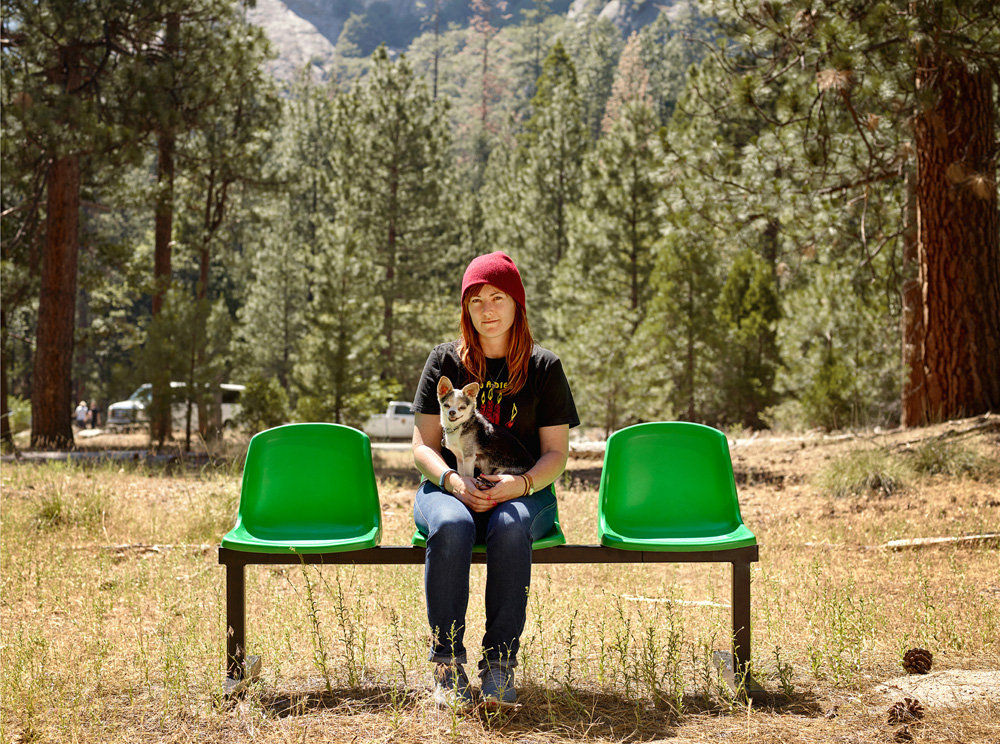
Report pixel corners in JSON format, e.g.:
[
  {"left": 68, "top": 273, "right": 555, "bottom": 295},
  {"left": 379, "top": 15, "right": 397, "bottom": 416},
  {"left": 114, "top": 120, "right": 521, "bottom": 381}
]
[{"left": 461, "top": 251, "right": 526, "bottom": 309}]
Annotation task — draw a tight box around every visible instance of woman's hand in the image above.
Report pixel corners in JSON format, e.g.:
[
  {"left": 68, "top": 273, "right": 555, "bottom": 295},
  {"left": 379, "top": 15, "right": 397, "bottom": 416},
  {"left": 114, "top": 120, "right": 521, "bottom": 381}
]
[
  {"left": 447, "top": 473, "right": 499, "bottom": 513},
  {"left": 473, "top": 474, "right": 526, "bottom": 506}
]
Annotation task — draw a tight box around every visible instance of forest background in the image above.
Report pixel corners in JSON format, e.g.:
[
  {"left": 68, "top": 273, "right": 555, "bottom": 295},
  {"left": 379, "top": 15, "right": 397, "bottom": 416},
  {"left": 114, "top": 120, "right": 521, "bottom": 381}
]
[{"left": 2, "top": 0, "right": 998, "bottom": 450}]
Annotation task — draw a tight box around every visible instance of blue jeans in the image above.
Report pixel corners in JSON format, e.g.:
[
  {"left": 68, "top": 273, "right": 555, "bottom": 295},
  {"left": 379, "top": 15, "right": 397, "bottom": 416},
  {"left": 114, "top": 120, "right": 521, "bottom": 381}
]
[{"left": 414, "top": 480, "right": 557, "bottom": 669}]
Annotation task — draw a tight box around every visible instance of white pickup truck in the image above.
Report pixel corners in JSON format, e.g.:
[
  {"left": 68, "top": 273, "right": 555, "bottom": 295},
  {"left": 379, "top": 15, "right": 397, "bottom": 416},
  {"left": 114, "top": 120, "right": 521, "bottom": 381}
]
[{"left": 363, "top": 401, "right": 415, "bottom": 440}]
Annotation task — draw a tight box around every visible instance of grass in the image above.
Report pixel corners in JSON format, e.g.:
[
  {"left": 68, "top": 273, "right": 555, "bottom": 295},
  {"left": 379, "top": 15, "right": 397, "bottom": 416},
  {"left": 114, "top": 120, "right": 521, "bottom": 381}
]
[
  {"left": 1, "top": 418, "right": 999, "bottom": 742},
  {"left": 814, "top": 447, "right": 909, "bottom": 499}
]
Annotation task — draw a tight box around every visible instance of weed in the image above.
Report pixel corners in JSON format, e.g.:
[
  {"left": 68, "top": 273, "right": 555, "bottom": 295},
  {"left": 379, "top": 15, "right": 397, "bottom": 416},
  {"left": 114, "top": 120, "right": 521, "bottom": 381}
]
[
  {"left": 803, "top": 560, "right": 880, "bottom": 684},
  {"left": 639, "top": 603, "right": 684, "bottom": 716},
  {"left": 300, "top": 563, "right": 333, "bottom": 693},
  {"left": 609, "top": 595, "right": 635, "bottom": 699},
  {"left": 815, "top": 448, "right": 908, "bottom": 498},
  {"left": 556, "top": 609, "right": 587, "bottom": 714},
  {"left": 323, "top": 568, "right": 370, "bottom": 687},
  {"left": 387, "top": 607, "right": 408, "bottom": 686},
  {"left": 908, "top": 440, "right": 986, "bottom": 477},
  {"left": 773, "top": 646, "right": 795, "bottom": 697},
  {"left": 31, "top": 484, "right": 107, "bottom": 531},
  {"left": 560, "top": 608, "right": 579, "bottom": 689}
]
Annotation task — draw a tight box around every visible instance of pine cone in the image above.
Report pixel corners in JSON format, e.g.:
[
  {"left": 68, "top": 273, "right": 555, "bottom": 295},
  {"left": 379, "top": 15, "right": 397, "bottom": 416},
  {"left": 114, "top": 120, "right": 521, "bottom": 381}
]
[
  {"left": 902, "top": 647, "right": 933, "bottom": 674},
  {"left": 888, "top": 698, "right": 925, "bottom": 725}
]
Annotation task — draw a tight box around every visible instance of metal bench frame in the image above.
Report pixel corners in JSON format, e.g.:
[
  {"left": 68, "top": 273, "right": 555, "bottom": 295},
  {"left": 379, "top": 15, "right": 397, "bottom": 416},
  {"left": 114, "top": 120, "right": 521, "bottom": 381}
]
[{"left": 219, "top": 543, "right": 760, "bottom": 697}]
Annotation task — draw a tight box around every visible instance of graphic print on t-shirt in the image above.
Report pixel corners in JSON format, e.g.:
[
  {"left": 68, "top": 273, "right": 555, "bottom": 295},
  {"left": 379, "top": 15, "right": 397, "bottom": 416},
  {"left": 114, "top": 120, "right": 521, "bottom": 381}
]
[{"left": 480, "top": 380, "right": 516, "bottom": 428}]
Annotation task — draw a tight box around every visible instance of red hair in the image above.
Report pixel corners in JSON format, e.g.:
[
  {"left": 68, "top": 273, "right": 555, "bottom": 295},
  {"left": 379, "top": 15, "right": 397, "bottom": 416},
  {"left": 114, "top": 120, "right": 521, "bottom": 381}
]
[{"left": 456, "top": 286, "right": 534, "bottom": 397}]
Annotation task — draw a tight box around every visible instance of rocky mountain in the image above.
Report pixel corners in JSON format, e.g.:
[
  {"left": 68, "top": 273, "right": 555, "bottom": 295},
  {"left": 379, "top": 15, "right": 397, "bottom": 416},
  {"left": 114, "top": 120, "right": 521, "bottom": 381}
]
[
  {"left": 248, "top": 0, "right": 690, "bottom": 82},
  {"left": 247, "top": 0, "right": 340, "bottom": 81}
]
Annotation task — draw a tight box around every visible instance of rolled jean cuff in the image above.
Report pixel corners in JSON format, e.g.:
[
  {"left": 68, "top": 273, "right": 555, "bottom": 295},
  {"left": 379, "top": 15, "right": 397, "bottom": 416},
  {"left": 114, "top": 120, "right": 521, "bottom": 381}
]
[
  {"left": 428, "top": 650, "right": 467, "bottom": 665},
  {"left": 479, "top": 654, "right": 517, "bottom": 671}
]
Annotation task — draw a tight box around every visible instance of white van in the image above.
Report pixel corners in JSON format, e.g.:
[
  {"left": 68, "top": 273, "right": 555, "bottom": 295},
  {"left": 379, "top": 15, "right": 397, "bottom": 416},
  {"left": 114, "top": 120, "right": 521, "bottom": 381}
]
[{"left": 107, "top": 382, "right": 244, "bottom": 431}]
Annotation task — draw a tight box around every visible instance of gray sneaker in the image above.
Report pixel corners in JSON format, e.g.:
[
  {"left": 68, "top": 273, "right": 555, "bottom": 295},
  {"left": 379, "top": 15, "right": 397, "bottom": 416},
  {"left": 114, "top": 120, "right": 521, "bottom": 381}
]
[
  {"left": 432, "top": 663, "right": 474, "bottom": 711},
  {"left": 480, "top": 663, "right": 517, "bottom": 708}
]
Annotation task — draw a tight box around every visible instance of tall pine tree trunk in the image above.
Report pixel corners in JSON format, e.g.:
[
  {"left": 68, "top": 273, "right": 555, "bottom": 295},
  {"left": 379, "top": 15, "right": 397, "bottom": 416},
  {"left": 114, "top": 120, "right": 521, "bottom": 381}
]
[
  {"left": 1, "top": 310, "right": 12, "bottom": 449},
  {"left": 152, "top": 13, "right": 179, "bottom": 445},
  {"left": 901, "top": 164, "right": 922, "bottom": 421},
  {"left": 904, "top": 58, "right": 1000, "bottom": 426},
  {"left": 31, "top": 152, "right": 80, "bottom": 448}
]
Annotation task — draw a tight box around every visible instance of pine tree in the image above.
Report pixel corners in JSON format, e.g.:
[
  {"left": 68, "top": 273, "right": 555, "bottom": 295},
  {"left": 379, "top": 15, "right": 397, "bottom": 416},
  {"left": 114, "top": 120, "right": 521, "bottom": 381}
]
[
  {"left": 551, "top": 40, "right": 666, "bottom": 431},
  {"left": 487, "top": 40, "right": 588, "bottom": 334},
  {"left": 779, "top": 250, "right": 900, "bottom": 430},
  {"left": 2, "top": 0, "right": 169, "bottom": 448},
  {"left": 708, "top": 0, "right": 1000, "bottom": 426},
  {"left": 657, "top": 33, "right": 901, "bottom": 428},
  {"left": 648, "top": 224, "right": 724, "bottom": 424},
  {"left": 0, "top": 39, "right": 43, "bottom": 449},
  {"left": 562, "top": 15, "right": 624, "bottom": 140},
  {"left": 638, "top": 3, "right": 708, "bottom": 124},
  {"left": 293, "top": 224, "right": 385, "bottom": 425},
  {"left": 330, "top": 47, "right": 455, "bottom": 394},
  {"left": 236, "top": 72, "right": 333, "bottom": 397},
  {"left": 163, "top": 15, "right": 277, "bottom": 444},
  {"left": 588, "top": 36, "right": 662, "bottom": 321},
  {"left": 142, "top": 0, "right": 276, "bottom": 442},
  {"left": 512, "top": 0, "right": 555, "bottom": 102},
  {"left": 716, "top": 249, "right": 780, "bottom": 429}
]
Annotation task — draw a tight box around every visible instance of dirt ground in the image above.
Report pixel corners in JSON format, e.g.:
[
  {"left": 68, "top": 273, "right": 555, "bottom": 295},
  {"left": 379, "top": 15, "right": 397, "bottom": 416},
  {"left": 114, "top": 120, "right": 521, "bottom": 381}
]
[{"left": 1, "top": 415, "right": 998, "bottom": 743}]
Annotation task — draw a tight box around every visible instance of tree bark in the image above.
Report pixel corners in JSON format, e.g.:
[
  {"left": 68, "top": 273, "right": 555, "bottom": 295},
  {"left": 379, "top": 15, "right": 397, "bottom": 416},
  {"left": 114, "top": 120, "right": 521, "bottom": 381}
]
[
  {"left": 31, "top": 153, "right": 80, "bottom": 449},
  {"left": 904, "top": 57, "right": 1000, "bottom": 426},
  {"left": 1, "top": 309, "right": 12, "bottom": 449},
  {"left": 901, "top": 164, "right": 922, "bottom": 421},
  {"left": 151, "top": 12, "right": 179, "bottom": 445}
]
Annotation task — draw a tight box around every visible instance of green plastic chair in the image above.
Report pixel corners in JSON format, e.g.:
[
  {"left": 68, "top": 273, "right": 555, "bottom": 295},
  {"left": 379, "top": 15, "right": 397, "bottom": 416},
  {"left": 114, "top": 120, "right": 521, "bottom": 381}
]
[
  {"left": 411, "top": 485, "right": 566, "bottom": 552},
  {"left": 598, "top": 422, "right": 757, "bottom": 552},
  {"left": 222, "top": 423, "right": 382, "bottom": 554}
]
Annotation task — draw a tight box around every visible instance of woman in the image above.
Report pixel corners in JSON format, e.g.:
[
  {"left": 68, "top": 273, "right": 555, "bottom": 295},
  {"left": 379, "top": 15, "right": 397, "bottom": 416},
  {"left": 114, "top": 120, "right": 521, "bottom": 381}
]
[{"left": 411, "top": 251, "right": 579, "bottom": 710}]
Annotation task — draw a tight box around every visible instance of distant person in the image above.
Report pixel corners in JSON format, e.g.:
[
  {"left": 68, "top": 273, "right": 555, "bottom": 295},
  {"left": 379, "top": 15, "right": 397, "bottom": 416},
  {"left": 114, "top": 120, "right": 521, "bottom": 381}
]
[
  {"left": 89, "top": 400, "right": 101, "bottom": 429},
  {"left": 75, "top": 401, "right": 89, "bottom": 429}
]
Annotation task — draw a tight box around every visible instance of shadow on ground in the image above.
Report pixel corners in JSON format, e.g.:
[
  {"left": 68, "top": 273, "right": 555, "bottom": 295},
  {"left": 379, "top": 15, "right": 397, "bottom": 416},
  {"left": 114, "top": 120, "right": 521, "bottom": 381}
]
[{"left": 251, "top": 682, "right": 825, "bottom": 739}]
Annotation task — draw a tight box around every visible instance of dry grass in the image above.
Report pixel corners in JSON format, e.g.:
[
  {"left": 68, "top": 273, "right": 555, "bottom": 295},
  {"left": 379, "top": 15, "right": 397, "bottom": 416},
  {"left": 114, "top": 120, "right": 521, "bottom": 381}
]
[{"left": 2, "top": 417, "right": 999, "bottom": 743}]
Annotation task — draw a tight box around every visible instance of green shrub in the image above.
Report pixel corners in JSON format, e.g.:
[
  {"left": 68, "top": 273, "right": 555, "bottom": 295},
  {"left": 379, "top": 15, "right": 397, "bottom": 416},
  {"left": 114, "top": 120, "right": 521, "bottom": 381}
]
[
  {"left": 5, "top": 395, "right": 31, "bottom": 434},
  {"left": 235, "top": 373, "right": 289, "bottom": 435},
  {"left": 815, "top": 448, "right": 908, "bottom": 498}
]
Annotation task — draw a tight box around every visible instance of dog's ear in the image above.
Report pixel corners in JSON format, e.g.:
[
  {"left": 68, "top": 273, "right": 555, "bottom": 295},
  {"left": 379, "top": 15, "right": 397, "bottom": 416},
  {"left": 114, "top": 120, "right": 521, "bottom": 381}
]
[
  {"left": 461, "top": 382, "right": 480, "bottom": 401},
  {"left": 437, "top": 376, "right": 453, "bottom": 399}
]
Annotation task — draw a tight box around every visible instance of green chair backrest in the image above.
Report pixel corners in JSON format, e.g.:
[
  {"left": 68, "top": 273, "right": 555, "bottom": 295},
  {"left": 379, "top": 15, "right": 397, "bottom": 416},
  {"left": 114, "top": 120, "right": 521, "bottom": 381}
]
[
  {"left": 598, "top": 422, "right": 747, "bottom": 540},
  {"left": 233, "top": 423, "right": 381, "bottom": 545}
]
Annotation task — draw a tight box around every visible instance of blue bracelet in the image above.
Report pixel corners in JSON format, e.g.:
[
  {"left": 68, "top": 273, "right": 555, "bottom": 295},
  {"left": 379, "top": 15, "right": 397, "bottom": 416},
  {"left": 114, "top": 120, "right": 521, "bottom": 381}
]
[{"left": 439, "top": 468, "right": 458, "bottom": 489}]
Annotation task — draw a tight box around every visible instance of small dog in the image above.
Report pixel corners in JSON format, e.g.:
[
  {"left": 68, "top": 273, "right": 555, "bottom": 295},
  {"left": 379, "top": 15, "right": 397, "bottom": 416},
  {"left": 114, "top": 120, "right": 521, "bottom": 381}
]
[{"left": 437, "top": 375, "right": 535, "bottom": 485}]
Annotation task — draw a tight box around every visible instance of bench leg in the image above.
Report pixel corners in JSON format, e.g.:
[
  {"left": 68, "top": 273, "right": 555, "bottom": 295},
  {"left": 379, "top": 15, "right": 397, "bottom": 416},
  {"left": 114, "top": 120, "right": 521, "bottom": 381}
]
[
  {"left": 732, "top": 559, "right": 751, "bottom": 678},
  {"left": 226, "top": 561, "right": 245, "bottom": 681},
  {"left": 714, "top": 559, "right": 764, "bottom": 700}
]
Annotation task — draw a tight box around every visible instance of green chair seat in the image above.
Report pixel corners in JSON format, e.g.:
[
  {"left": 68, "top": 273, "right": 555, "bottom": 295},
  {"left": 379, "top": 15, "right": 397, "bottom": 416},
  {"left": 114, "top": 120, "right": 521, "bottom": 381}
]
[
  {"left": 411, "top": 489, "right": 566, "bottom": 552},
  {"left": 222, "top": 423, "right": 382, "bottom": 554},
  {"left": 598, "top": 422, "right": 757, "bottom": 552}
]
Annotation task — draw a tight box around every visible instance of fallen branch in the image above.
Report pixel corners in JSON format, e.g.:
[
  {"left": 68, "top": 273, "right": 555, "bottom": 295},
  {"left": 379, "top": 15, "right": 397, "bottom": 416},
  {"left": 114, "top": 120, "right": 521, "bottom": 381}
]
[
  {"left": 882, "top": 534, "right": 1000, "bottom": 551},
  {"left": 70, "top": 543, "right": 216, "bottom": 554},
  {"left": 621, "top": 595, "right": 729, "bottom": 608}
]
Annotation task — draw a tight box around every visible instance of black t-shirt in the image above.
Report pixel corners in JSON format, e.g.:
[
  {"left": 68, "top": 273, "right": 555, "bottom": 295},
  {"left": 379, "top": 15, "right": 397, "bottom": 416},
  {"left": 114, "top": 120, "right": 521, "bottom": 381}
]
[{"left": 413, "top": 341, "right": 580, "bottom": 465}]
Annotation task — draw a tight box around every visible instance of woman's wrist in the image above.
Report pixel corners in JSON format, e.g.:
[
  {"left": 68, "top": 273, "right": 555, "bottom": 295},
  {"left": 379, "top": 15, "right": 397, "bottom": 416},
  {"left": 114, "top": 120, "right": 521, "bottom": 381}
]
[{"left": 439, "top": 468, "right": 458, "bottom": 492}]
